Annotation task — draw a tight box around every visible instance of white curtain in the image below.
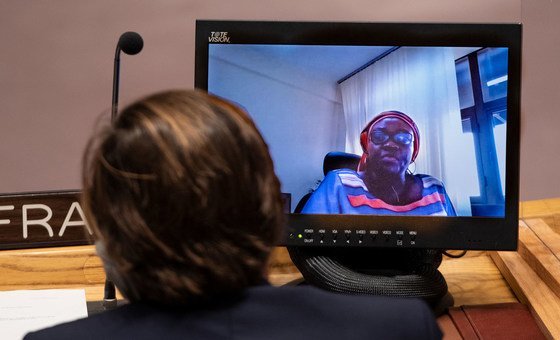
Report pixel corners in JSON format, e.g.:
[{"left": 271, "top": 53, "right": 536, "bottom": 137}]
[{"left": 339, "top": 47, "right": 479, "bottom": 216}]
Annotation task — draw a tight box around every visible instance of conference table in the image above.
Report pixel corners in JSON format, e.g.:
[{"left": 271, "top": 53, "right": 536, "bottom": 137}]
[{"left": 1, "top": 198, "right": 560, "bottom": 337}]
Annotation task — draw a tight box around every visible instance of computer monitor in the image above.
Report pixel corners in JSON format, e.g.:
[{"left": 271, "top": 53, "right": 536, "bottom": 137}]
[{"left": 195, "top": 20, "right": 521, "bottom": 251}]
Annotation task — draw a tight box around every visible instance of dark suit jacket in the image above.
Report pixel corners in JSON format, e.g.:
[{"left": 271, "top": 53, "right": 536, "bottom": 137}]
[{"left": 25, "top": 284, "right": 441, "bottom": 339}]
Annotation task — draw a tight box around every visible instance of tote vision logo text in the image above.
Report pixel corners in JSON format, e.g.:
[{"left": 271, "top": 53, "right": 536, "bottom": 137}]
[{"left": 209, "top": 32, "right": 230, "bottom": 43}]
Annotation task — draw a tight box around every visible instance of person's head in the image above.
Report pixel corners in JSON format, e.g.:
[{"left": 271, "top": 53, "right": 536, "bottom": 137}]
[
  {"left": 82, "top": 89, "right": 284, "bottom": 305},
  {"left": 358, "top": 111, "right": 420, "bottom": 177}
]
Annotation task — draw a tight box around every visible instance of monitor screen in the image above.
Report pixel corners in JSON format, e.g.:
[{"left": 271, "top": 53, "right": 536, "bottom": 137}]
[{"left": 195, "top": 21, "right": 521, "bottom": 250}]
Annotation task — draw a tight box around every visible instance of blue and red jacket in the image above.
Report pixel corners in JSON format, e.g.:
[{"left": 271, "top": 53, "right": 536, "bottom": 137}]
[{"left": 302, "top": 169, "right": 456, "bottom": 216}]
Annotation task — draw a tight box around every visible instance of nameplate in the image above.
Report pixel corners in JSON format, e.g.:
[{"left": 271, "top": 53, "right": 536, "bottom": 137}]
[{"left": 0, "top": 191, "right": 93, "bottom": 250}]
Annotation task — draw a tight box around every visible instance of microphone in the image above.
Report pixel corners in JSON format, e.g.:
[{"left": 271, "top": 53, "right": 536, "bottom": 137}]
[
  {"left": 118, "top": 31, "right": 144, "bottom": 55},
  {"left": 105, "top": 31, "right": 143, "bottom": 310},
  {"left": 111, "top": 31, "right": 144, "bottom": 121}
]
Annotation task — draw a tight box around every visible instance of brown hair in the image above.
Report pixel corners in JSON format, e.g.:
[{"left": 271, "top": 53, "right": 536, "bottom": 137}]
[{"left": 82, "top": 90, "right": 284, "bottom": 304}]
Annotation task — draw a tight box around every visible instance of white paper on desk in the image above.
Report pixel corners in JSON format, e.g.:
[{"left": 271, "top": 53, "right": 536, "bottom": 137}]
[{"left": 0, "top": 289, "right": 88, "bottom": 340}]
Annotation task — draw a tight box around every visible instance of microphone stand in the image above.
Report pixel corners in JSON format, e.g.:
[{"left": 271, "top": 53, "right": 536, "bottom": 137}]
[
  {"left": 103, "top": 31, "right": 143, "bottom": 310},
  {"left": 103, "top": 279, "right": 117, "bottom": 309},
  {"left": 111, "top": 45, "right": 122, "bottom": 122},
  {"left": 103, "top": 43, "right": 123, "bottom": 311}
]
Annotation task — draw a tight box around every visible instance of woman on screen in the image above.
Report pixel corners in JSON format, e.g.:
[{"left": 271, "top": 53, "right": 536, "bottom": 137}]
[{"left": 302, "top": 111, "right": 456, "bottom": 216}]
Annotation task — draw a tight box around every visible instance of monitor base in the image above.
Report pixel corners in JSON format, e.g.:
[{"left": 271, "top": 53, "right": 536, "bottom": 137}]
[{"left": 287, "top": 247, "right": 453, "bottom": 316}]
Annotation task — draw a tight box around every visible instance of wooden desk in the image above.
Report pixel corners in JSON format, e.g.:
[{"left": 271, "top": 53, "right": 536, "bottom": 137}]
[
  {"left": 0, "top": 245, "right": 107, "bottom": 301},
  {"left": 439, "top": 251, "right": 516, "bottom": 306},
  {"left": 2, "top": 198, "right": 560, "bottom": 336},
  {"left": 0, "top": 245, "right": 514, "bottom": 306}
]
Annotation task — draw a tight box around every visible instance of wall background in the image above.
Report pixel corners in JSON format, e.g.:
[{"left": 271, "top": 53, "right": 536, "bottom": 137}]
[
  {"left": 208, "top": 45, "right": 346, "bottom": 211},
  {"left": 0, "top": 0, "right": 557, "bottom": 201}
]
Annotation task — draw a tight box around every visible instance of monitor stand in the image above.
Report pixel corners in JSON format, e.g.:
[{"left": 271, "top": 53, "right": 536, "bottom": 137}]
[{"left": 288, "top": 247, "right": 453, "bottom": 316}]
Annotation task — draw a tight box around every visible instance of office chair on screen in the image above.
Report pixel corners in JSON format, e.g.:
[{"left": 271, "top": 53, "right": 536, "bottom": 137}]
[{"left": 293, "top": 151, "right": 361, "bottom": 213}]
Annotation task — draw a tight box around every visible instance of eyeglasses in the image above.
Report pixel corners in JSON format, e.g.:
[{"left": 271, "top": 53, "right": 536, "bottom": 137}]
[{"left": 370, "top": 130, "right": 413, "bottom": 146}]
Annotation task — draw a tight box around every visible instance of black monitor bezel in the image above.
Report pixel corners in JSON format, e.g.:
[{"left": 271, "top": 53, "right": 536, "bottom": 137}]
[{"left": 195, "top": 20, "right": 521, "bottom": 251}]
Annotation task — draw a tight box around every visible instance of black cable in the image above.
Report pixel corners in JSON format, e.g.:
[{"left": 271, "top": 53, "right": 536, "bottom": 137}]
[{"left": 442, "top": 250, "right": 467, "bottom": 258}]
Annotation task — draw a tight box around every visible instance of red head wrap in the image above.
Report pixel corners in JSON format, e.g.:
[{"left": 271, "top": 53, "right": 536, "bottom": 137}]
[{"left": 358, "top": 111, "right": 420, "bottom": 171}]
